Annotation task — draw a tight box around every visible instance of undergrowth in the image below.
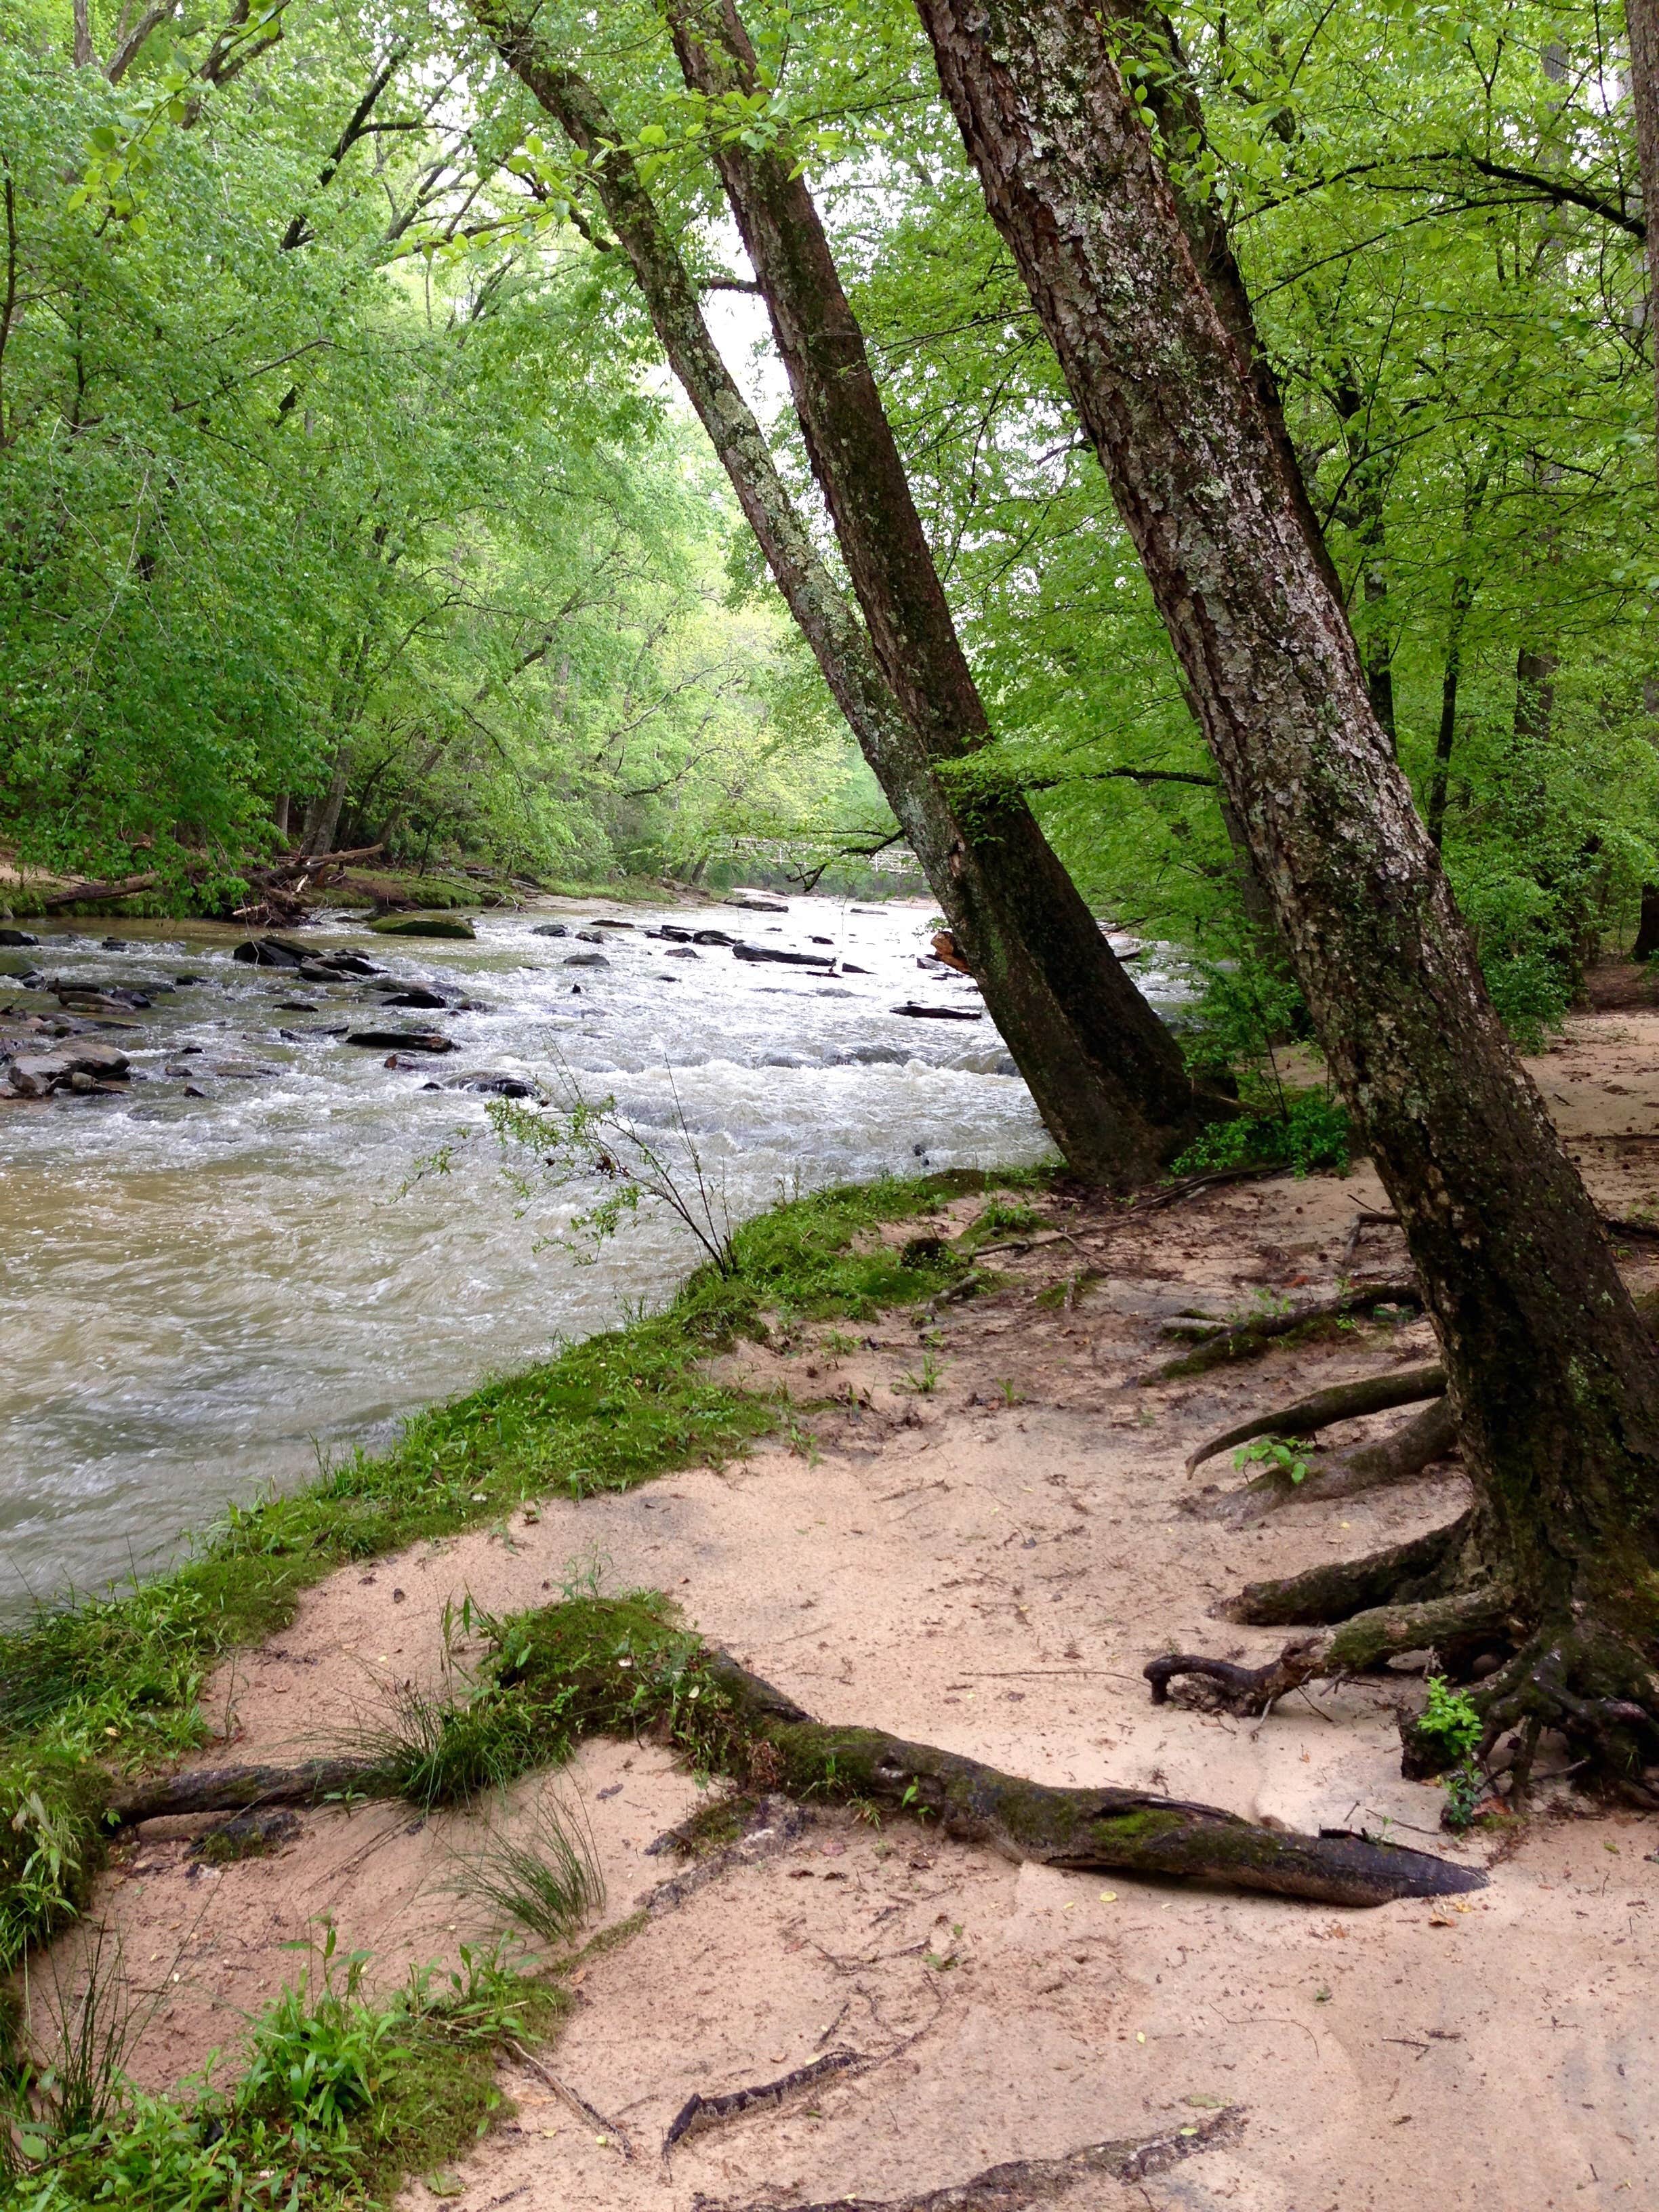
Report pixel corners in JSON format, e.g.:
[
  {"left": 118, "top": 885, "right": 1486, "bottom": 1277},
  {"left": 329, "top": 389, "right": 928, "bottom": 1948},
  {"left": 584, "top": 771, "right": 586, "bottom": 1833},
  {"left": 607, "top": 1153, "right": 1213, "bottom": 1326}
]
[
  {"left": 0, "top": 1166, "right": 1034, "bottom": 1972},
  {"left": 1170, "top": 1088, "right": 1352, "bottom": 1179},
  {"left": 5, "top": 1927, "right": 560, "bottom": 2210}
]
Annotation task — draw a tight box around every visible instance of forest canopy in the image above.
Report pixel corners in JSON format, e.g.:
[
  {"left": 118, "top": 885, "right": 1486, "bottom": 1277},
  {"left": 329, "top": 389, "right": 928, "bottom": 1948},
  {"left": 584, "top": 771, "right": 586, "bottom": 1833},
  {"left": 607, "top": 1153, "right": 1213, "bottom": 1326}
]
[{"left": 2, "top": 0, "right": 1655, "bottom": 1021}]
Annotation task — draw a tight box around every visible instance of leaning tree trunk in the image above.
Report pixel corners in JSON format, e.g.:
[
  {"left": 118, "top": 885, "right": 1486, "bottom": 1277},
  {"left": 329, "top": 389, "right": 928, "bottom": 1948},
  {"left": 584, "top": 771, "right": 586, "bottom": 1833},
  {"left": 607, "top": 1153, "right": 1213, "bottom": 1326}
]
[
  {"left": 475, "top": 7, "right": 1198, "bottom": 1187},
  {"left": 1626, "top": 0, "right": 1659, "bottom": 462},
  {"left": 913, "top": 0, "right": 1659, "bottom": 1785}
]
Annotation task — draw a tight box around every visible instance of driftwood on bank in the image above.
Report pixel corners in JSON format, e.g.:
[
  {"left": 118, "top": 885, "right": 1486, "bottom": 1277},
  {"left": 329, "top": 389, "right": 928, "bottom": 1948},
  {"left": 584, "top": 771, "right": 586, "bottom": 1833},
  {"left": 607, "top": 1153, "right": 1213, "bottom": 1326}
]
[
  {"left": 1147, "top": 1278, "right": 1422, "bottom": 1382},
  {"left": 687, "top": 2108, "right": 1245, "bottom": 2210},
  {"left": 109, "top": 1599, "right": 1484, "bottom": 1904},
  {"left": 1185, "top": 1363, "right": 1446, "bottom": 1473},
  {"left": 37, "top": 872, "right": 161, "bottom": 909}
]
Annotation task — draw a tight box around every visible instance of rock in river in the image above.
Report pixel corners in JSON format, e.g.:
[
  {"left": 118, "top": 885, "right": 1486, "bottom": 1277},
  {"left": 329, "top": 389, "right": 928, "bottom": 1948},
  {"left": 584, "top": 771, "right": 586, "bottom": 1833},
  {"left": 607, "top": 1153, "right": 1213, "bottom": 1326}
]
[
  {"left": 889, "top": 1002, "right": 982, "bottom": 1022},
  {"left": 563, "top": 951, "right": 609, "bottom": 968},
  {"left": 233, "top": 936, "right": 308, "bottom": 968},
  {"left": 733, "top": 942, "right": 835, "bottom": 968},
  {"left": 368, "top": 914, "right": 476, "bottom": 940},
  {"left": 530, "top": 922, "right": 569, "bottom": 937},
  {"left": 345, "top": 1028, "right": 456, "bottom": 1052},
  {"left": 0, "top": 929, "right": 40, "bottom": 947},
  {"left": 4, "top": 1041, "right": 131, "bottom": 1097}
]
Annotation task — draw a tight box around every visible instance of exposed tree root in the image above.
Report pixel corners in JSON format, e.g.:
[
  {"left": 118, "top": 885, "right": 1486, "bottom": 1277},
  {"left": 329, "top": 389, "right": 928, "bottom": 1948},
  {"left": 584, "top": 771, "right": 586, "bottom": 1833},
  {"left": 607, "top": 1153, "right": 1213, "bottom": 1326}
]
[
  {"left": 664, "top": 2047, "right": 861, "bottom": 2153},
  {"left": 1402, "top": 1631, "right": 1659, "bottom": 1804},
  {"left": 685, "top": 2106, "right": 1245, "bottom": 2209},
  {"left": 1147, "top": 1582, "right": 1511, "bottom": 1717},
  {"left": 1218, "top": 1515, "right": 1477, "bottom": 1626},
  {"left": 1190, "top": 1397, "right": 1459, "bottom": 1526},
  {"left": 108, "top": 1596, "right": 1483, "bottom": 1903},
  {"left": 108, "top": 1757, "right": 370, "bottom": 1824},
  {"left": 1185, "top": 1364, "right": 1445, "bottom": 1473},
  {"left": 1149, "top": 1522, "right": 1659, "bottom": 1803},
  {"left": 1147, "top": 1279, "right": 1421, "bottom": 1382}
]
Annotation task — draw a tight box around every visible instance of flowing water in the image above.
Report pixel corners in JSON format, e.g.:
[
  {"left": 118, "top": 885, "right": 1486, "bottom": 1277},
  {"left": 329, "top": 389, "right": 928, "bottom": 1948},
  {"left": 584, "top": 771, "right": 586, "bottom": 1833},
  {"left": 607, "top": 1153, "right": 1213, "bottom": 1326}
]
[{"left": 0, "top": 896, "right": 1191, "bottom": 1607}]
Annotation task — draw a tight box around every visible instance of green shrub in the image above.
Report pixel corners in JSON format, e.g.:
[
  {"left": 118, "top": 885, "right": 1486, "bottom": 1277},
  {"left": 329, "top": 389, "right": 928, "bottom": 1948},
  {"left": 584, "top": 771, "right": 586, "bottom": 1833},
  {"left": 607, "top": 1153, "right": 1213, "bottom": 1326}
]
[{"left": 1170, "top": 1090, "right": 1353, "bottom": 1179}]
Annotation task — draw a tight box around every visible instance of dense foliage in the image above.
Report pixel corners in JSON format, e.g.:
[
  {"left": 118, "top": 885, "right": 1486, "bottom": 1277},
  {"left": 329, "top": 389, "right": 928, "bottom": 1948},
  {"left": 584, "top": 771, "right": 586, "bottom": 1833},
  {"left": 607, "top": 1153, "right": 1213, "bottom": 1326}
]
[
  {"left": 5, "top": 0, "right": 1656, "bottom": 967},
  {"left": 0, "top": 1, "right": 874, "bottom": 901}
]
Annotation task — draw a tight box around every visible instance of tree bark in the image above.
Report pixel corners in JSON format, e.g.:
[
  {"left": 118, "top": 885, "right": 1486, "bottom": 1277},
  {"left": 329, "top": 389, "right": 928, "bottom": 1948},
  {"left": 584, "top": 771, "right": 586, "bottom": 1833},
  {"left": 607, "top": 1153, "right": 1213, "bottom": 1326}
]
[
  {"left": 1426, "top": 464, "right": 1489, "bottom": 849},
  {"left": 473, "top": 7, "right": 1198, "bottom": 1186},
  {"left": 1635, "top": 882, "right": 1659, "bottom": 962},
  {"left": 913, "top": 0, "right": 1659, "bottom": 1780},
  {"left": 1626, "top": 0, "right": 1659, "bottom": 459}
]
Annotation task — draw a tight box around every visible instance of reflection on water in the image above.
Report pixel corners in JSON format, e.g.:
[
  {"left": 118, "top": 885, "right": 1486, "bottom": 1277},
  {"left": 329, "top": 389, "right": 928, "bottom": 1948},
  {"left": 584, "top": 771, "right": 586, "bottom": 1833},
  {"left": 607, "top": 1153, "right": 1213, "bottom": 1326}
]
[{"left": 0, "top": 897, "right": 1189, "bottom": 1605}]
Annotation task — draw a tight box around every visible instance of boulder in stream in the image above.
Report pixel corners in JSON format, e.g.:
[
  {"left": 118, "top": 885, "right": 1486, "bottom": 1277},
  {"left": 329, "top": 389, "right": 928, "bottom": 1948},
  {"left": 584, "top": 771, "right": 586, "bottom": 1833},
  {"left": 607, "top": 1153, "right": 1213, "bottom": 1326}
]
[
  {"left": 692, "top": 928, "right": 736, "bottom": 947},
  {"left": 4, "top": 1041, "right": 131, "bottom": 1097},
  {"left": 724, "top": 890, "right": 789, "bottom": 912},
  {"left": 368, "top": 914, "right": 476, "bottom": 940},
  {"left": 375, "top": 985, "right": 451, "bottom": 1010},
  {"left": 233, "top": 936, "right": 308, "bottom": 968},
  {"left": 563, "top": 951, "right": 609, "bottom": 968},
  {"left": 889, "top": 1001, "right": 983, "bottom": 1021},
  {"left": 346, "top": 1028, "right": 456, "bottom": 1052},
  {"left": 530, "top": 922, "right": 569, "bottom": 937},
  {"left": 0, "top": 929, "right": 40, "bottom": 947},
  {"left": 733, "top": 942, "right": 836, "bottom": 968}
]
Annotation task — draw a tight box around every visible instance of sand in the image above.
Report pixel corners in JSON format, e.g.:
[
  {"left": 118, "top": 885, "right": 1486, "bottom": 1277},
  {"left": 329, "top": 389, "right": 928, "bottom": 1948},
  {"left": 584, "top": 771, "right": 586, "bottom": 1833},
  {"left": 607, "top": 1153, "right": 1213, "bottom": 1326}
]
[{"left": 35, "top": 1002, "right": 1659, "bottom": 2211}]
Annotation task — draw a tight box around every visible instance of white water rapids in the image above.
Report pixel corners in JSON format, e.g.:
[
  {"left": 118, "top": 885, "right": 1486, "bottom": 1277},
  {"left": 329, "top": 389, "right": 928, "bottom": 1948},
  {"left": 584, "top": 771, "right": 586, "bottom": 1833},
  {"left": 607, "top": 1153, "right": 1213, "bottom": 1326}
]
[{"left": 0, "top": 895, "right": 1191, "bottom": 1607}]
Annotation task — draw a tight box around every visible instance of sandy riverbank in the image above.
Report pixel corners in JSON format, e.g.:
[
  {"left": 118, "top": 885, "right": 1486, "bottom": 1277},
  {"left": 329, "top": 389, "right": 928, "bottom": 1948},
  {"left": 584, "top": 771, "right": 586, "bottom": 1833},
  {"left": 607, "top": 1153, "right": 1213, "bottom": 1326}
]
[{"left": 34, "top": 995, "right": 1659, "bottom": 2212}]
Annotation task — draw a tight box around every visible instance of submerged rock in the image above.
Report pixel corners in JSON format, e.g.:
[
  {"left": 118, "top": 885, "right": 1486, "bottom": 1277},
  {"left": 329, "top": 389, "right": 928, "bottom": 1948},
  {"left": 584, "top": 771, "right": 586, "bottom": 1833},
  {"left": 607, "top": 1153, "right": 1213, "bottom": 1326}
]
[
  {"left": 449, "top": 1070, "right": 543, "bottom": 1099},
  {"left": 563, "top": 951, "right": 610, "bottom": 968},
  {"left": 368, "top": 914, "right": 476, "bottom": 940}
]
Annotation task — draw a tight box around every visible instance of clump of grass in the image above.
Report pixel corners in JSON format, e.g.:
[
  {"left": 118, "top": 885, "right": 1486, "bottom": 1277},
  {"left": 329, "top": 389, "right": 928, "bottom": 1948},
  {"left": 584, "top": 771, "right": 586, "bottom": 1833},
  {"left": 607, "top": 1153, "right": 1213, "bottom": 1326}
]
[
  {"left": 447, "top": 1790, "right": 603, "bottom": 1951},
  {"left": 4, "top": 1924, "right": 562, "bottom": 2209}
]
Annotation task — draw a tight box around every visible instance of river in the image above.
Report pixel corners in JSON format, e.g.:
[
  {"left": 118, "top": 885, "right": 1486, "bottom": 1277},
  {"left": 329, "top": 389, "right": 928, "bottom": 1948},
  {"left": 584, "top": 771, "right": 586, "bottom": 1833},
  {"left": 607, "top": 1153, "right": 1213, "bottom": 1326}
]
[{"left": 0, "top": 895, "right": 1189, "bottom": 1608}]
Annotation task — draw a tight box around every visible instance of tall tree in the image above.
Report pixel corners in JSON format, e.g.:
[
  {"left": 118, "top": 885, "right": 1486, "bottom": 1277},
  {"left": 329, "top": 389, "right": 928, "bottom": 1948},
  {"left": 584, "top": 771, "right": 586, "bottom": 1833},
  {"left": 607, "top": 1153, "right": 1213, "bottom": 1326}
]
[
  {"left": 1627, "top": 0, "right": 1659, "bottom": 459},
  {"left": 476, "top": 3, "right": 1202, "bottom": 1186},
  {"left": 914, "top": 0, "right": 1659, "bottom": 1785}
]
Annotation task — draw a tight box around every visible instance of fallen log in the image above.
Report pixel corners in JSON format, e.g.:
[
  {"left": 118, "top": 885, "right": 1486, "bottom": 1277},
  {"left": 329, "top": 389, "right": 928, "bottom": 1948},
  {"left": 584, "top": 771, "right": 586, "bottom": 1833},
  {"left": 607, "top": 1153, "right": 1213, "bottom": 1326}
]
[
  {"left": 110, "top": 1595, "right": 1483, "bottom": 1903},
  {"left": 1185, "top": 1364, "right": 1446, "bottom": 1473},
  {"left": 689, "top": 2109, "right": 1244, "bottom": 2209},
  {"left": 1147, "top": 1279, "right": 1422, "bottom": 1382},
  {"left": 37, "top": 872, "right": 160, "bottom": 909},
  {"left": 1191, "top": 1397, "right": 1459, "bottom": 1526}
]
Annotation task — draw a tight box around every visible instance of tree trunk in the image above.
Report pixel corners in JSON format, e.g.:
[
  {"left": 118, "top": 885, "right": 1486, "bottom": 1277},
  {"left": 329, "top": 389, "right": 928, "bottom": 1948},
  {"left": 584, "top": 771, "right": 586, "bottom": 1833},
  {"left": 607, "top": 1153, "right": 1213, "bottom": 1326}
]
[
  {"left": 1514, "top": 645, "right": 1559, "bottom": 747},
  {"left": 302, "top": 747, "right": 350, "bottom": 859},
  {"left": 1330, "top": 368, "right": 1395, "bottom": 754},
  {"left": 474, "top": 7, "right": 1197, "bottom": 1186},
  {"left": 914, "top": 0, "right": 1659, "bottom": 1782},
  {"left": 1634, "top": 883, "right": 1659, "bottom": 962},
  {"left": 1626, "top": 0, "right": 1659, "bottom": 459},
  {"left": 1426, "top": 465, "right": 1489, "bottom": 851}
]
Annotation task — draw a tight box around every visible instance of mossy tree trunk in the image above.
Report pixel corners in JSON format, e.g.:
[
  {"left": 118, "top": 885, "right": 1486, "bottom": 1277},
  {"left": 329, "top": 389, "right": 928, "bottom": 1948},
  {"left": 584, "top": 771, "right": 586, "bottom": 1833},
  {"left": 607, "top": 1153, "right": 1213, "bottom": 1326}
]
[
  {"left": 473, "top": 5, "right": 1198, "bottom": 1188},
  {"left": 913, "top": 0, "right": 1659, "bottom": 1785}
]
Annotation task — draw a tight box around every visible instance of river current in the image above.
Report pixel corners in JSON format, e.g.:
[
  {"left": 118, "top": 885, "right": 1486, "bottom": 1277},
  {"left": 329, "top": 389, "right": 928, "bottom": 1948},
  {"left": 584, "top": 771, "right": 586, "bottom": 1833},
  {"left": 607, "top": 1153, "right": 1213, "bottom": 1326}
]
[{"left": 0, "top": 895, "right": 1189, "bottom": 1607}]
